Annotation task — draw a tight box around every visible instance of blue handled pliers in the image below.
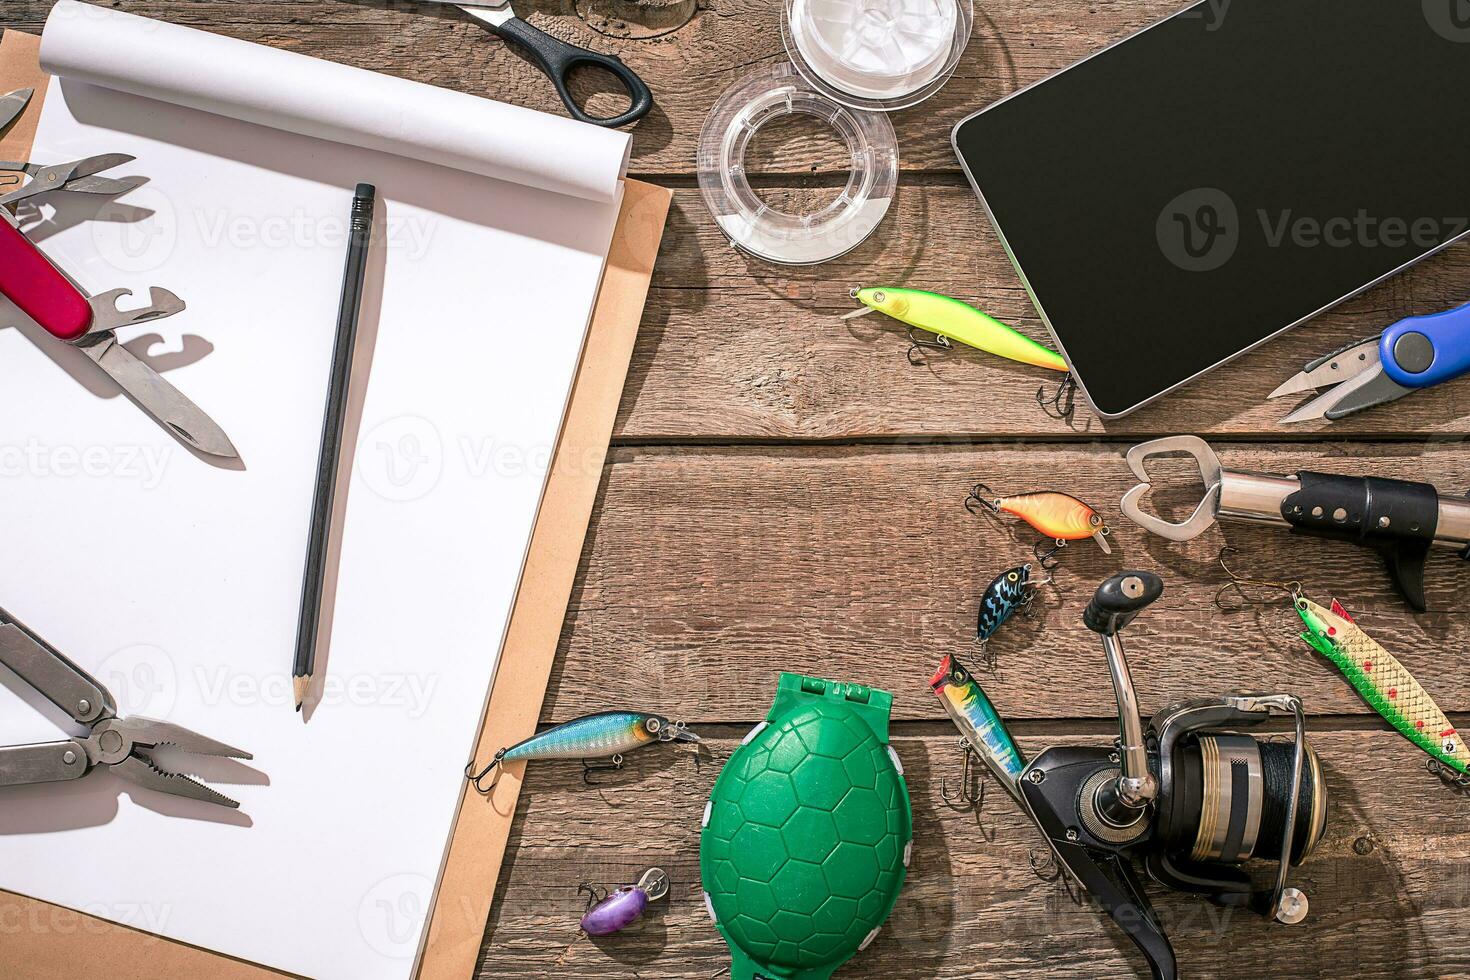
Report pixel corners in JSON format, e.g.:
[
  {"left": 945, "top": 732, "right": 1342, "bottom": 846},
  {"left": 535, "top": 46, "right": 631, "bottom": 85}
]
[{"left": 1270, "top": 301, "right": 1470, "bottom": 422}]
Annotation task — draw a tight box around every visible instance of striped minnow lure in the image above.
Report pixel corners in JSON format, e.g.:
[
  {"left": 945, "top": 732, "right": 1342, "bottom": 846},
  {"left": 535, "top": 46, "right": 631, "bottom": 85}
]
[
  {"left": 976, "top": 563, "right": 1047, "bottom": 647},
  {"left": 1295, "top": 596, "right": 1468, "bottom": 776},
  {"left": 929, "top": 653, "right": 1026, "bottom": 801},
  {"left": 465, "top": 711, "right": 701, "bottom": 791},
  {"left": 843, "top": 287, "right": 1069, "bottom": 372},
  {"left": 967, "top": 483, "right": 1112, "bottom": 564}
]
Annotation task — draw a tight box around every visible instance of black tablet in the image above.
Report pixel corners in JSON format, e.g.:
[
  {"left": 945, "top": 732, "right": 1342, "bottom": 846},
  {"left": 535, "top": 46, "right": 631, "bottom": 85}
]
[{"left": 952, "top": 0, "right": 1470, "bottom": 417}]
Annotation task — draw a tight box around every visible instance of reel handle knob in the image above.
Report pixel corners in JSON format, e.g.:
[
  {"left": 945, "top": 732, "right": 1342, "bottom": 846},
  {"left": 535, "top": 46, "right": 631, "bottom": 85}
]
[{"left": 1084, "top": 571, "right": 1164, "bottom": 636}]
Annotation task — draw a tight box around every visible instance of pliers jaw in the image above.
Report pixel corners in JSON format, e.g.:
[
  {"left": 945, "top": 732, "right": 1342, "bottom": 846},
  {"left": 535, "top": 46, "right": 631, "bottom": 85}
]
[{"left": 0, "top": 610, "right": 253, "bottom": 809}]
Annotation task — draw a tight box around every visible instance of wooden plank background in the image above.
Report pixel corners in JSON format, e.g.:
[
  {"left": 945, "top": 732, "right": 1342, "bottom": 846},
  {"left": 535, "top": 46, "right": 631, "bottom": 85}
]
[{"left": 6, "top": 0, "right": 1468, "bottom": 977}]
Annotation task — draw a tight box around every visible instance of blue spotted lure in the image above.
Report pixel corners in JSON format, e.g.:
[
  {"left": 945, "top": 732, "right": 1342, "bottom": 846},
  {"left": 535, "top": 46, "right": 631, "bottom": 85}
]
[{"left": 976, "top": 563, "right": 1047, "bottom": 648}]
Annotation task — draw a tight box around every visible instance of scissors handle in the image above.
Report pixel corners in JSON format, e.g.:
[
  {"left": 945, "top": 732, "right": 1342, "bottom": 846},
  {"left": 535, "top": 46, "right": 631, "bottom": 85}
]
[{"left": 491, "top": 16, "right": 652, "bottom": 128}]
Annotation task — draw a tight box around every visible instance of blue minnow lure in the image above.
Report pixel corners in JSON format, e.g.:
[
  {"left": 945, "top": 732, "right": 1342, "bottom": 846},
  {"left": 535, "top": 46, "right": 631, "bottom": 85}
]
[
  {"left": 976, "top": 562, "right": 1042, "bottom": 646},
  {"left": 929, "top": 653, "right": 1026, "bottom": 800},
  {"left": 465, "top": 711, "right": 700, "bottom": 791}
]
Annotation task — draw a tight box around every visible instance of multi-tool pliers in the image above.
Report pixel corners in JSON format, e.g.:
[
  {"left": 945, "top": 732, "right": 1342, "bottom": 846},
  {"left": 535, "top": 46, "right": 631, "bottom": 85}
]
[
  {"left": 1270, "top": 300, "right": 1470, "bottom": 423},
  {"left": 0, "top": 606, "right": 252, "bottom": 808},
  {"left": 0, "top": 88, "right": 240, "bottom": 459}
]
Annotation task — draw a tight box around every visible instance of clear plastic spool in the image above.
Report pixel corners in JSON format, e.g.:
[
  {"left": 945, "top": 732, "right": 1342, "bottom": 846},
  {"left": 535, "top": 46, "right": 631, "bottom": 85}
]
[
  {"left": 697, "top": 63, "right": 898, "bottom": 266},
  {"left": 783, "top": 0, "right": 972, "bottom": 111}
]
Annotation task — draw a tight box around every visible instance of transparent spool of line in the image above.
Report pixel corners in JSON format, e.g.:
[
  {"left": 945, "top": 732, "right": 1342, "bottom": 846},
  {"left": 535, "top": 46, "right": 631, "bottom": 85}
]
[
  {"left": 697, "top": 63, "right": 898, "bottom": 265},
  {"left": 783, "top": 0, "right": 972, "bottom": 111}
]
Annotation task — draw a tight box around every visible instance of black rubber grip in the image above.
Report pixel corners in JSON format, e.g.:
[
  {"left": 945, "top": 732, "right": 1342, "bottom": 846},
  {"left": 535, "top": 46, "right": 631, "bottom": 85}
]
[
  {"left": 491, "top": 17, "right": 654, "bottom": 128},
  {"left": 1282, "top": 472, "right": 1438, "bottom": 611},
  {"left": 1084, "top": 571, "right": 1165, "bottom": 635}
]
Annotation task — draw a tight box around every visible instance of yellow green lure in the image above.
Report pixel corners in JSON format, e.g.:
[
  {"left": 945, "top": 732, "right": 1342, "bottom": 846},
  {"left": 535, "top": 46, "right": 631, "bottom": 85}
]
[
  {"left": 844, "top": 287, "right": 1068, "bottom": 372},
  {"left": 1296, "top": 596, "right": 1468, "bottom": 776}
]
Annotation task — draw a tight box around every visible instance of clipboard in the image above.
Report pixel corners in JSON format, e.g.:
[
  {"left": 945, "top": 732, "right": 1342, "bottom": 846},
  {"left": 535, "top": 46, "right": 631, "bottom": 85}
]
[{"left": 0, "top": 27, "right": 671, "bottom": 980}]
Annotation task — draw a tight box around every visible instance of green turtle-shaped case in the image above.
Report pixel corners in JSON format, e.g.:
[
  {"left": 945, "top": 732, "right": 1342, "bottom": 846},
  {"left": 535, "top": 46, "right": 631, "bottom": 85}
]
[{"left": 700, "top": 674, "right": 912, "bottom": 980}]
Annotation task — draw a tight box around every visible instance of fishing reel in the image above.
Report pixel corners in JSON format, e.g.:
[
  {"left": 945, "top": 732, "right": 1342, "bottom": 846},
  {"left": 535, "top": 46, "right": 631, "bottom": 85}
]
[{"left": 1019, "top": 571, "right": 1328, "bottom": 980}]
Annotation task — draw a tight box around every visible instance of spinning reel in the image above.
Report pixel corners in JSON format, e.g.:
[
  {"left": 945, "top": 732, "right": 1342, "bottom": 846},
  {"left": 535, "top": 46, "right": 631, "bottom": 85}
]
[{"left": 1019, "top": 571, "right": 1328, "bottom": 979}]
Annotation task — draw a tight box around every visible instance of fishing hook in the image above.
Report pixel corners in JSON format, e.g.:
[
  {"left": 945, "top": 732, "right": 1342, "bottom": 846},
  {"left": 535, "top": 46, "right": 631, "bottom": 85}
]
[
  {"left": 582, "top": 754, "right": 626, "bottom": 786},
  {"left": 1028, "top": 848, "right": 1086, "bottom": 906},
  {"left": 1036, "top": 374, "right": 1077, "bottom": 422},
  {"left": 906, "top": 327, "right": 953, "bottom": 365},
  {"left": 465, "top": 748, "right": 508, "bottom": 794},
  {"left": 964, "top": 483, "right": 1002, "bottom": 518},
  {"left": 1032, "top": 538, "right": 1065, "bottom": 571},
  {"left": 940, "top": 741, "right": 985, "bottom": 809},
  {"left": 578, "top": 883, "right": 608, "bottom": 910},
  {"left": 1214, "top": 547, "right": 1302, "bottom": 612}
]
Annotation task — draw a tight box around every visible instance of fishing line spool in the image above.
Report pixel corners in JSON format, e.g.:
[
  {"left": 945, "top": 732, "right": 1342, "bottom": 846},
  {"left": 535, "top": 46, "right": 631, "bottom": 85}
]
[
  {"left": 697, "top": 63, "right": 898, "bottom": 265},
  {"left": 1020, "top": 571, "right": 1328, "bottom": 979},
  {"left": 781, "top": 0, "right": 972, "bottom": 111}
]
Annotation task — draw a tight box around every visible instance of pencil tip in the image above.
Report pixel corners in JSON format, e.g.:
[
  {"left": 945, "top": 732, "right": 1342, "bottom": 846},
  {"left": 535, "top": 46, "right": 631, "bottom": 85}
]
[{"left": 293, "top": 674, "right": 311, "bottom": 711}]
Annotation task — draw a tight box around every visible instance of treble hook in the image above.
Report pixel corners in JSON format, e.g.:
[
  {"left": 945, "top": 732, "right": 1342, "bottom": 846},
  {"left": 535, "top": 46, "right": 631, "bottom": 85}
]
[
  {"left": 578, "top": 882, "right": 608, "bottom": 910},
  {"left": 1032, "top": 538, "right": 1065, "bottom": 571},
  {"left": 964, "top": 483, "right": 1002, "bottom": 518},
  {"left": 1214, "top": 546, "right": 1302, "bottom": 612},
  {"left": 465, "top": 748, "right": 508, "bottom": 794},
  {"left": 1027, "top": 848, "right": 1085, "bottom": 905},
  {"left": 907, "top": 327, "right": 953, "bottom": 365},
  {"left": 940, "top": 741, "right": 985, "bottom": 809},
  {"left": 1036, "top": 374, "right": 1077, "bottom": 421},
  {"left": 582, "top": 754, "right": 626, "bottom": 786}
]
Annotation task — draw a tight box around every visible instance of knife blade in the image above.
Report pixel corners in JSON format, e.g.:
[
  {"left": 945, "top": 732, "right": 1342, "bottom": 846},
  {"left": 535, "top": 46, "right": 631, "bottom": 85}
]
[
  {"left": 0, "top": 88, "right": 33, "bottom": 134},
  {"left": 79, "top": 335, "right": 241, "bottom": 460}
]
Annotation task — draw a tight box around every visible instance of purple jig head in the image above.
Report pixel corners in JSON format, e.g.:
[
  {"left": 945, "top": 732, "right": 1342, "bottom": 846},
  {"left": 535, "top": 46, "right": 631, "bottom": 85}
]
[{"left": 580, "top": 868, "right": 668, "bottom": 936}]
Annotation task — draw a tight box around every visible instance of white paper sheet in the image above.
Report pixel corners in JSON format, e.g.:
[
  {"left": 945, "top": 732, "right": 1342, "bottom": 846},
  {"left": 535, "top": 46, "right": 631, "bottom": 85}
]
[
  {"left": 40, "top": 0, "right": 631, "bottom": 202},
  {"left": 0, "top": 7, "right": 626, "bottom": 980}
]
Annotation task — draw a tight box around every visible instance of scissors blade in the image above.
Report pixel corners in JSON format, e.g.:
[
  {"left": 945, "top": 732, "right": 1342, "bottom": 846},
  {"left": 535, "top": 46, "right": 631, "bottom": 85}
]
[
  {"left": 1278, "top": 362, "right": 1412, "bottom": 423},
  {"left": 81, "top": 336, "right": 240, "bottom": 459},
  {"left": 0, "top": 88, "right": 33, "bottom": 133},
  {"left": 1268, "top": 337, "right": 1380, "bottom": 399},
  {"left": 458, "top": 4, "right": 516, "bottom": 27},
  {"left": 56, "top": 172, "right": 146, "bottom": 196},
  {"left": 0, "top": 153, "right": 135, "bottom": 206}
]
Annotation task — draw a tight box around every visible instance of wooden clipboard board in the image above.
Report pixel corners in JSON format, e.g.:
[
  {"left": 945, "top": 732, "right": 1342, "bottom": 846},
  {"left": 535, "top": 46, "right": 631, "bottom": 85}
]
[{"left": 0, "top": 28, "right": 671, "bottom": 980}]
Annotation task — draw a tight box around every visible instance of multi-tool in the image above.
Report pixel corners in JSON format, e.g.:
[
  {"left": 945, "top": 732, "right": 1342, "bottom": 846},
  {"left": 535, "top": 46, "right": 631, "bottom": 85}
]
[
  {"left": 1270, "top": 300, "right": 1470, "bottom": 423},
  {"left": 0, "top": 88, "right": 239, "bottom": 459},
  {"left": 0, "top": 606, "right": 252, "bottom": 808}
]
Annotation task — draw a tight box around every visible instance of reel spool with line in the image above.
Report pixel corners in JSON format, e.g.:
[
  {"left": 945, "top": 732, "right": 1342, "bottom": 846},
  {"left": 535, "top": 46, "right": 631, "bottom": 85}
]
[{"left": 1019, "top": 571, "right": 1328, "bottom": 980}]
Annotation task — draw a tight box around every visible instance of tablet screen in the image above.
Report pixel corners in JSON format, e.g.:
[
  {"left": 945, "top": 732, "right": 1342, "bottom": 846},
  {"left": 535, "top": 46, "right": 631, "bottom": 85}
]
[{"left": 952, "top": 0, "right": 1470, "bottom": 417}]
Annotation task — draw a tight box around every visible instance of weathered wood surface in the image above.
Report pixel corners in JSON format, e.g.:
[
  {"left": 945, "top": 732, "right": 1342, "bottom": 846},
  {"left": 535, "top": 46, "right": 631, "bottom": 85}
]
[
  {"left": 476, "top": 731, "right": 1470, "bottom": 979},
  {"left": 10, "top": 2, "right": 1470, "bottom": 440},
  {"left": 5, "top": 0, "right": 1469, "bottom": 977},
  {"left": 548, "top": 441, "right": 1470, "bottom": 724}
]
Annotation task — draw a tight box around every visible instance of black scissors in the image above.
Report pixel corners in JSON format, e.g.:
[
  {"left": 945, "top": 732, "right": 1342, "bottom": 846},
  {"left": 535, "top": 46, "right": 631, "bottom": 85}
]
[{"left": 431, "top": 0, "right": 653, "bottom": 128}]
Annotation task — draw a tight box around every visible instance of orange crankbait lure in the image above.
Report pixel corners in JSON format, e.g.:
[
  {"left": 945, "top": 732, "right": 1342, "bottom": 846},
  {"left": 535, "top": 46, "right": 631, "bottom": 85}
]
[{"left": 966, "top": 483, "right": 1112, "bottom": 566}]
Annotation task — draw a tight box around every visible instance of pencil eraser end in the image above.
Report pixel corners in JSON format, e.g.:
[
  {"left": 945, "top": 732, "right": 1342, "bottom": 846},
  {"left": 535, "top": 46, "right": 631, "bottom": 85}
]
[{"left": 354, "top": 182, "right": 376, "bottom": 199}]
